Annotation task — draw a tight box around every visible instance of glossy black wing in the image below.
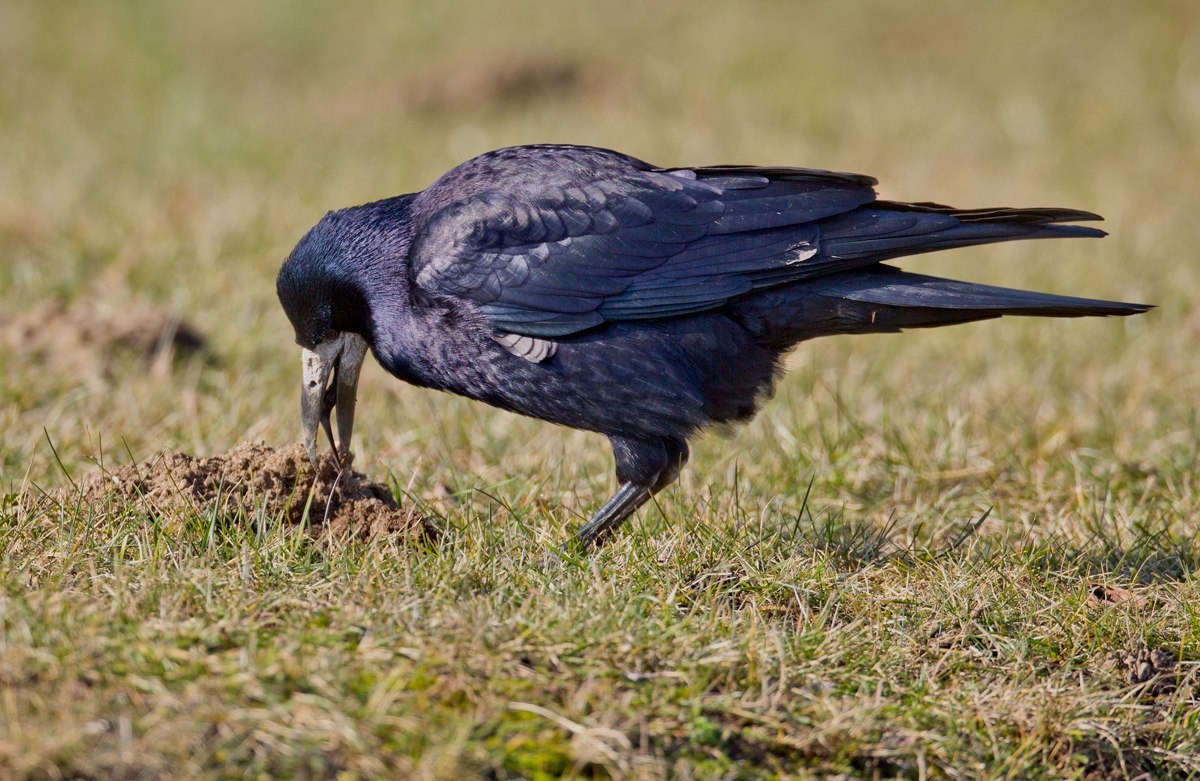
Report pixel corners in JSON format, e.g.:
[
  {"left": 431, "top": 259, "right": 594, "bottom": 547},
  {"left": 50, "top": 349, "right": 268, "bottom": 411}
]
[{"left": 410, "top": 155, "right": 879, "bottom": 338}]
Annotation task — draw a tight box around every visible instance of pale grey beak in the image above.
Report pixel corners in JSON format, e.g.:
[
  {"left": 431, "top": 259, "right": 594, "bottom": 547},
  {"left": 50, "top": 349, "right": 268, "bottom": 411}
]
[{"left": 301, "top": 333, "right": 369, "bottom": 470}]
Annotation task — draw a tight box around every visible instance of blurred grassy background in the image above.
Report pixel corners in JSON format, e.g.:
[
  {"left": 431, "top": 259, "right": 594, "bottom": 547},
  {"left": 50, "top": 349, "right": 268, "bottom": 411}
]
[
  {"left": 2, "top": 0, "right": 1197, "bottom": 544},
  {"left": 3, "top": 2, "right": 1200, "bottom": 778}
]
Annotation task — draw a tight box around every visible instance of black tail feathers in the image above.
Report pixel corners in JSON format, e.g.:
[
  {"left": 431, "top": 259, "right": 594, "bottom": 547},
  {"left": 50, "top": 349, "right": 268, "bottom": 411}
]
[
  {"left": 803, "top": 265, "right": 1149, "bottom": 337},
  {"left": 734, "top": 265, "right": 1150, "bottom": 347},
  {"left": 816, "top": 266, "right": 1147, "bottom": 317}
]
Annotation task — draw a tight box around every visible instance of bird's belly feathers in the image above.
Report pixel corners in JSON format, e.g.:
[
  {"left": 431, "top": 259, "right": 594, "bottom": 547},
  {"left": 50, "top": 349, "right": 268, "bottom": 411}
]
[{"left": 380, "top": 313, "right": 780, "bottom": 440}]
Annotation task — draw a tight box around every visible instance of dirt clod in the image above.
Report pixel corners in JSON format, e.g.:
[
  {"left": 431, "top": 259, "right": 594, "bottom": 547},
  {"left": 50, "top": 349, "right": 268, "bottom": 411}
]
[
  {"left": 42, "top": 443, "right": 435, "bottom": 544},
  {"left": 1112, "top": 646, "right": 1178, "bottom": 698}
]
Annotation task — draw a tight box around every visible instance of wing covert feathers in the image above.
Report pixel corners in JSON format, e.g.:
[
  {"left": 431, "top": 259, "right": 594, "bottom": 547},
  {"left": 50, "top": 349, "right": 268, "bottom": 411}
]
[{"left": 407, "top": 146, "right": 1126, "bottom": 338}]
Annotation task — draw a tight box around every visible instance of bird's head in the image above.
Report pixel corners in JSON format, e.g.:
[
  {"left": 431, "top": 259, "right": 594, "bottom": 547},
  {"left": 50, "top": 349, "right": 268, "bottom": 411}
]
[{"left": 277, "top": 215, "right": 375, "bottom": 470}]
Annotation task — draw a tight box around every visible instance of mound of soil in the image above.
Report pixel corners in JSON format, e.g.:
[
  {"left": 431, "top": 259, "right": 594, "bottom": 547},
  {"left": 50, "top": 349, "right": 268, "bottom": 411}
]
[
  {"left": 0, "top": 298, "right": 204, "bottom": 379},
  {"left": 47, "top": 443, "right": 435, "bottom": 544},
  {"left": 410, "top": 54, "right": 585, "bottom": 112}
]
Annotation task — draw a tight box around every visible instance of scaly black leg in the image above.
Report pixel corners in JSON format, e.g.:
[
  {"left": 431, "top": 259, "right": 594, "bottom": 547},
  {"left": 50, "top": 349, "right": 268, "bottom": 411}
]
[
  {"left": 571, "top": 482, "right": 653, "bottom": 550},
  {"left": 560, "top": 435, "right": 690, "bottom": 553}
]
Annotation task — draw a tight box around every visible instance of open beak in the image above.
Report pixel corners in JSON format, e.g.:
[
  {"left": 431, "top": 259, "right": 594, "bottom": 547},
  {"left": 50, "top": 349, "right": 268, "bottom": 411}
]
[{"left": 301, "top": 333, "right": 369, "bottom": 470}]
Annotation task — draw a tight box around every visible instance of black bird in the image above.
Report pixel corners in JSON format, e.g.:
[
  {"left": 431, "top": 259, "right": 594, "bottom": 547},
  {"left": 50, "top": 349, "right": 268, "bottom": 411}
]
[{"left": 277, "top": 144, "right": 1148, "bottom": 550}]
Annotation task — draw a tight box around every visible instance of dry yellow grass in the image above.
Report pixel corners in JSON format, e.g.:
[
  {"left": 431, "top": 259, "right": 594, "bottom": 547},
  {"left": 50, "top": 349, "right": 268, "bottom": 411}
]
[{"left": 2, "top": 1, "right": 1199, "bottom": 778}]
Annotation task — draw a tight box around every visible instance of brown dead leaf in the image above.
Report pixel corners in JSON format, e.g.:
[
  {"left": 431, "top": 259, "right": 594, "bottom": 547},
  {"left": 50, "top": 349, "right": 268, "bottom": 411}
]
[{"left": 1087, "top": 583, "right": 1148, "bottom": 609}]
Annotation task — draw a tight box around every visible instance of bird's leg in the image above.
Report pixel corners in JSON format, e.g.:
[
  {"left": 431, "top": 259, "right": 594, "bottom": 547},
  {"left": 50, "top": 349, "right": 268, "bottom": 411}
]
[
  {"left": 565, "top": 436, "right": 689, "bottom": 552},
  {"left": 572, "top": 482, "right": 653, "bottom": 550}
]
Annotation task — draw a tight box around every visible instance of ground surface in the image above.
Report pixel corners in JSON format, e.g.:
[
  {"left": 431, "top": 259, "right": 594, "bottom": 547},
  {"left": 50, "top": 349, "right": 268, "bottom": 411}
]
[
  {"left": 25, "top": 443, "right": 433, "bottom": 544},
  {"left": 2, "top": 1, "right": 1199, "bottom": 778}
]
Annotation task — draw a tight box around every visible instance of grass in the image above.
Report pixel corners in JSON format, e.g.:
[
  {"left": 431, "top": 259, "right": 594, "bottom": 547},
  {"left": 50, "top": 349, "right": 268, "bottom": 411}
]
[{"left": 3, "top": 0, "right": 1200, "bottom": 777}]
